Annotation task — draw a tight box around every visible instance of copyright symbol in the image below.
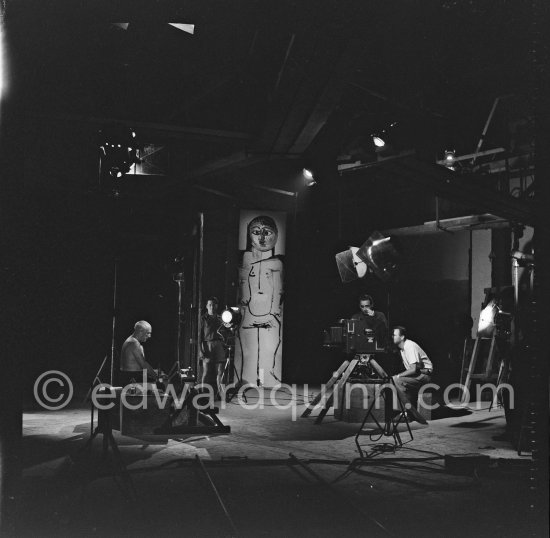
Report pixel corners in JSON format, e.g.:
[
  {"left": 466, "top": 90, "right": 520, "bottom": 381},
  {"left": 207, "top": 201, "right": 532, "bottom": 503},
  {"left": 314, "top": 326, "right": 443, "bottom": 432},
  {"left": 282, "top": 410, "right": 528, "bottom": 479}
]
[{"left": 33, "top": 370, "right": 74, "bottom": 410}]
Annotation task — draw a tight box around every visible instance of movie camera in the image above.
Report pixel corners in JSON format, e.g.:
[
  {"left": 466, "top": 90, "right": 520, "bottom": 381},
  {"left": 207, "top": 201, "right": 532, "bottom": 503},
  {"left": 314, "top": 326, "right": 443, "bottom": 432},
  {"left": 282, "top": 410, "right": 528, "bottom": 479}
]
[{"left": 323, "top": 318, "right": 387, "bottom": 354}]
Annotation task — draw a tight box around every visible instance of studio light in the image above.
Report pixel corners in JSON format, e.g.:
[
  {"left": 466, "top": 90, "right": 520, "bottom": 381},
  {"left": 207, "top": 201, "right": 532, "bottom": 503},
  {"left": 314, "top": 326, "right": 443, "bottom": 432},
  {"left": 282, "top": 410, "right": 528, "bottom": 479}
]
[
  {"left": 221, "top": 307, "right": 242, "bottom": 328},
  {"left": 442, "top": 149, "right": 457, "bottom": 170},
  {"left": 99, "top": 124, "right": 141, "bottom": 178},
  {"left": 444, "top": 149, "right": 456, "bottom": 165},
  {"left": 477, "top": 300, "right": 512, "bottom": 339},
  {"left": 477, "top": 302, "right": 497, "bottom": 337},
  {"left": 356, "top": 232, "right": 398, "bottom": 283},
  {"left": 372, "top": 135, "right": 386, "bottom": 148},
  {"left": 371, "top": 122, "right": 398, "bottom": 152},
  {"left": 335, "top": 231, "right": 399, "bottom": 283},
  {"left": 302, "top": 168, "right": 316, "bottom": 187}
]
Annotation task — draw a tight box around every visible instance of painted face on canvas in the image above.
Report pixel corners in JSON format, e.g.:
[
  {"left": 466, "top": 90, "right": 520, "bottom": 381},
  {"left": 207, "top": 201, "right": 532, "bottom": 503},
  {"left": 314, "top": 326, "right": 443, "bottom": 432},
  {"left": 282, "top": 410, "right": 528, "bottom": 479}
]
[{"left": 249, "top": 223, "right": 278, "bottom": 252}]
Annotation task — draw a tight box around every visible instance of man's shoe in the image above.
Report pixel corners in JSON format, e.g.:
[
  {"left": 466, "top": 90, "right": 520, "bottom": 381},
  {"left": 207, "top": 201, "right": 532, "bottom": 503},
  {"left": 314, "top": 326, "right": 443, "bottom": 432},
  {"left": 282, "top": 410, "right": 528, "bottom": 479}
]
[
  {"left": 406, "top": 407, "right": 428, "bottom": 425},
  {"left": 391, "top": 409, "right": 404, "bottom": 420}
]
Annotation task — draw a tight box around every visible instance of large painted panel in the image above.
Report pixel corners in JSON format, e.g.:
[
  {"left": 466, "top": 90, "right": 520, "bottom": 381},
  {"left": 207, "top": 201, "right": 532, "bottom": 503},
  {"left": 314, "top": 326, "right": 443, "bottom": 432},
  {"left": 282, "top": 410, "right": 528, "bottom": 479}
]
[{"left": 235, "top": 210, "right": 285, "bottom": 387}]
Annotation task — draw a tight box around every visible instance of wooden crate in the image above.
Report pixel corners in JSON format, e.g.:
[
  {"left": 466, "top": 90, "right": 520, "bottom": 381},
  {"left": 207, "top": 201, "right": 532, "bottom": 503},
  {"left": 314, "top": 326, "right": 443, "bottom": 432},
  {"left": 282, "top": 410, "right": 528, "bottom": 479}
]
[
  {"left": 335, "top": 382, "right": 433, "bottom": 422},
  {"left": 119, "top": 394, "right": 173, "bottom": 435},
  {"left": 334, "top": 382, "right": 386, "bottom": 423}
]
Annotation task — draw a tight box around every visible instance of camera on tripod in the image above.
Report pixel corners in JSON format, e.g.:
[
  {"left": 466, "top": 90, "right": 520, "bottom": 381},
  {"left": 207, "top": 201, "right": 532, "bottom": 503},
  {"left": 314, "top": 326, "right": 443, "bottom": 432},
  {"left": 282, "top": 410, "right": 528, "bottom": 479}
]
[{"left": 323, "top": 319, "right": 386, "bottom": 354}]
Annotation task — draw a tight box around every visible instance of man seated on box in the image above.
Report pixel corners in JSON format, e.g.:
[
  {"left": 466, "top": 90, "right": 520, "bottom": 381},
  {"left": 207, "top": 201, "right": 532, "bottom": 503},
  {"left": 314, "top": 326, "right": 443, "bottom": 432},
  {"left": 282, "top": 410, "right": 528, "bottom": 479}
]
[
  {"left": 392, "top": 325, "right": 433, "bottom": 422},
  {"left": 119, "top": 320, "right": 159, "bottom": 387}
]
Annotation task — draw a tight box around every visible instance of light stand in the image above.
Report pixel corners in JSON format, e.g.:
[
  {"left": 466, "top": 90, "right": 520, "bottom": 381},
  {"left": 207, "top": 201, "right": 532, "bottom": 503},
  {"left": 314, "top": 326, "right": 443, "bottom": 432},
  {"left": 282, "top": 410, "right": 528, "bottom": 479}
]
[
  {"left": 219, "top": 307, "right": 247, "bottom": 402},
  {"left": 97, "top": 124, "right": 141, "bottom": 385},
  {"left": 166, "top": 261, "right": 186, "bottom": 383},
  {"left": 109, "top": 255, "right": 119, "bottom": 385},
  {"left": 104, "top": 183, "right": 123, "bottom": 386},
  {"left": 219, "top": 326, "right": 246, "bottom": 403}
]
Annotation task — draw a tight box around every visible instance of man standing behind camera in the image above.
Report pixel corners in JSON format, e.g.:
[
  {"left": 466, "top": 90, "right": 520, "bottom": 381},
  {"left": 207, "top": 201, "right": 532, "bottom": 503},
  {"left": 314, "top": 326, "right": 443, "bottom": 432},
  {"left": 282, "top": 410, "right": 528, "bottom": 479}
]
[{"left": 351, "top": 294, "right": 388, "bottom": 346}]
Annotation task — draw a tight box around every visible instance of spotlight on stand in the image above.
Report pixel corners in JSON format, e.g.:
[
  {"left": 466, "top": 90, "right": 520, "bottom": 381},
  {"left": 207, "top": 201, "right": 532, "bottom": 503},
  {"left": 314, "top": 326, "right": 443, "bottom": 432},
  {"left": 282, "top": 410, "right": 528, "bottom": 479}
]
[
  {"left": 335, "top": 231, "right": 399, "bottom": 283},
  {"left": 477, "top": 299, "right": 512, "bottom": 339},
  {"left": 511, "top": 250, "right": 535, "bottom": 266},
  {"left": 221, "top": 307, "right": 242, "bottom": 329},
  {"left": 99, "top": 124, "right": 141, "bottom": 179}
]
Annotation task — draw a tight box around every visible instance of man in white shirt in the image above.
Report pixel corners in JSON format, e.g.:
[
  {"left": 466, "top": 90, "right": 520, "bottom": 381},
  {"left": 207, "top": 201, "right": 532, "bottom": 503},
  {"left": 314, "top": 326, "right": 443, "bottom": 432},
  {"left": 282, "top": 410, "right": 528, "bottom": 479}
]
[{"left": 392, "top": 325, "right": 433, "bottom": 423}]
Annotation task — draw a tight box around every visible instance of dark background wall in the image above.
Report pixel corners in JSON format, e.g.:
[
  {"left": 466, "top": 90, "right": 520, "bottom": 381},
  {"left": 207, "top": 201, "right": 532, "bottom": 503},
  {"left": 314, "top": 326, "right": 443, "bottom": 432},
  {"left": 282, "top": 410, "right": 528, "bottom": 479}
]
[
  {"left": 3, "top": 121, "right": 509, "bottom": 399},
  {"left": 7, "top": 179, "right": 486, "bottom": 399}
]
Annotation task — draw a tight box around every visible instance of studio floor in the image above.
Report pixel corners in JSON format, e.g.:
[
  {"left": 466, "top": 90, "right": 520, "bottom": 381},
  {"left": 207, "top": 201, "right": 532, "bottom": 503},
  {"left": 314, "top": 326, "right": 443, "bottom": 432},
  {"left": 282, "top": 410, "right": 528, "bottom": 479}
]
[{"left": 16, "top": 386, "right": 546, "bottom": 538}]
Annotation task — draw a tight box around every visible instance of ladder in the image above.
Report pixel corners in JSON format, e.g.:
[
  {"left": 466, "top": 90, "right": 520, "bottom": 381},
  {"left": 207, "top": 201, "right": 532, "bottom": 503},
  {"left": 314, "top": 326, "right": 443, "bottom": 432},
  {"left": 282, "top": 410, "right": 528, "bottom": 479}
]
[{"left": 460, "top": 333, "right": 498, "bottom": 404}]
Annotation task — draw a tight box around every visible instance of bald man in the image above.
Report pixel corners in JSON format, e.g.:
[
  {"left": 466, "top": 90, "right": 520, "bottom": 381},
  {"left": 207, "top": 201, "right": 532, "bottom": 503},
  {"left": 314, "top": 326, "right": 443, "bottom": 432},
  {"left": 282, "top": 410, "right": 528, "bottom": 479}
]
[{"left": 119, "top": 320, "right": 158, "bottom": 385}]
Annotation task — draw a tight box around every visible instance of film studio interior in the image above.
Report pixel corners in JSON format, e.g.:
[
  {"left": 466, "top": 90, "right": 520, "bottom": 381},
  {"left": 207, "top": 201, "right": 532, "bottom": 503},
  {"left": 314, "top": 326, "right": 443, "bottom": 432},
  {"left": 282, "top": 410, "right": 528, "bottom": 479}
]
[{"left": 1, "top": 1, "right": 548, "bottom": 537}]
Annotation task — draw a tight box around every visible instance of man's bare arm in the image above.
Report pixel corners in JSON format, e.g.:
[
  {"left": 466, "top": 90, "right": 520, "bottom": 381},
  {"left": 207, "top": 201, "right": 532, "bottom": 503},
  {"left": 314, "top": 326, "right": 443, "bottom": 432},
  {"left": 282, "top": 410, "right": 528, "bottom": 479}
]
[{"left": 129, "top": 342, "right": 157, "bottom": 377}]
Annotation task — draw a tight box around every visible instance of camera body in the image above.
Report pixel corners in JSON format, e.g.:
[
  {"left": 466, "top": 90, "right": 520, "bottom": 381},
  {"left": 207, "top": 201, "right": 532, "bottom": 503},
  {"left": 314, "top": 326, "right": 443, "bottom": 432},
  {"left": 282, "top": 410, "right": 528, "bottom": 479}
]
[{"left": 323, "top": 318, "right": 386, "bottom": 354}]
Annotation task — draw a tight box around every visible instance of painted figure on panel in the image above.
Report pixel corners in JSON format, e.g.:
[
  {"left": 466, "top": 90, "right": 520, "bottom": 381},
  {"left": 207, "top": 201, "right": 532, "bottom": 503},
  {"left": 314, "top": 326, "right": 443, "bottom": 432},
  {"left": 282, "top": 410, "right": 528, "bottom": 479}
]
[{"left": 237, "top": 215, "right": 283, "bottom": 387}]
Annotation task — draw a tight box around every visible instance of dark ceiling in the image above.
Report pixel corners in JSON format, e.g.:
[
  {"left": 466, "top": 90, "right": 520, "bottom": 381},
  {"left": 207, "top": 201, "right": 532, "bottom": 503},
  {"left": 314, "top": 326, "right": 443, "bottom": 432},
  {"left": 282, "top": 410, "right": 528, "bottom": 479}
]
[{"left": 5, "top": 0, "right": 535, "bottom": 212}]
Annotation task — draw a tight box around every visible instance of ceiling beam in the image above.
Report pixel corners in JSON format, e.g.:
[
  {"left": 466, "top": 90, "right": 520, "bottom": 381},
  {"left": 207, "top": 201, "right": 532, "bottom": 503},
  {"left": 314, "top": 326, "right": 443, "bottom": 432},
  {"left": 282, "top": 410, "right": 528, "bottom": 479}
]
[
  {"left": 289, "top": 40, "right": 367, "bottom": 154},
  {"left": 184, "top": 151, "right": 264, "bottom": 180},
  {"left": 27, "top": 114, "right": 254, "bottom": 142},
  {"left": 378, "top": 157, "right": 539, "bottom": 227}
]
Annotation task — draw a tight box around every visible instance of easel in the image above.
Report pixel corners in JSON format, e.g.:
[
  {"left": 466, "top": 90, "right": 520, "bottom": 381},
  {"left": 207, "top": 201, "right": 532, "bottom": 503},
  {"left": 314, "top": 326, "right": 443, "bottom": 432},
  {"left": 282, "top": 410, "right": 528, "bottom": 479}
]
[{"left": 301, "top": 357, "right": 360, "bottom": 424}]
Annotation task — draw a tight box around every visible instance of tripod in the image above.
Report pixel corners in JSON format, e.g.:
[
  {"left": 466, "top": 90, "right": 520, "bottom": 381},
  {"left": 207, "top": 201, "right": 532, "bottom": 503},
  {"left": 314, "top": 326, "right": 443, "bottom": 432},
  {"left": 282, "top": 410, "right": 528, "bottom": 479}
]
[{"left": 220, "top": 328, "right": 247, "bottom": 403}]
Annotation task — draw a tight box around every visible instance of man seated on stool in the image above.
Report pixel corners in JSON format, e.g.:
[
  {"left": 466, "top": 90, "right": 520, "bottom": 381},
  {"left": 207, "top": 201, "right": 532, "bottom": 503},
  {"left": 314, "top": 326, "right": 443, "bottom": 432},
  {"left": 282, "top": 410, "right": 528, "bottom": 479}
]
[
  {"left": 119, "top": 320, "right": 158, "bottom": 386},
  {"left": 392, "top": 326, "right": 432, "bottom": 424}
]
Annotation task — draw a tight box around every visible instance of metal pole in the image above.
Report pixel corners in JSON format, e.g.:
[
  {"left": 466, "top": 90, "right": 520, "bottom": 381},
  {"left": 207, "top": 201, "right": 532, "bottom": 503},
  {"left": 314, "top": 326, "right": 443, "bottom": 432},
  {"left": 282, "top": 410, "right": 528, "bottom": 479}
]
[
  {"left": 176, "top": 279, "right": 183, "bottom": 370},
  {"left": 512, "top": 258, "right": 519, "bottom": 347},
  {"left": 194, "top": 212, "right": 205, "bottom": 376},
  {"left": 110, "top": 248, "right": 118, "bottom": 385},
  {"left": 471, "top": 97, "right": 500, "bottom": 166}
]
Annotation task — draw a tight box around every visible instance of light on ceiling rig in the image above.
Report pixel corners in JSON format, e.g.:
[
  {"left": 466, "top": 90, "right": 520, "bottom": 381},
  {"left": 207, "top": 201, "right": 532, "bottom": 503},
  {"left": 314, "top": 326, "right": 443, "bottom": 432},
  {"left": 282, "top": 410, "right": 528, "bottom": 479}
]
[
  {"left": 371, "top": 122, "right": 398, "bottom": 152},
  {"left": 372, "top": 135, "right": 386, "bottom": 148},
  {"left": 444, "top": 149, "right": 456, "bottom": 167},
  {"left": 302, "top": 168, "right": 316, "bottom": 187},
  {"left": 99, "top": 125, "right": 141, "bottom": 179}
]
